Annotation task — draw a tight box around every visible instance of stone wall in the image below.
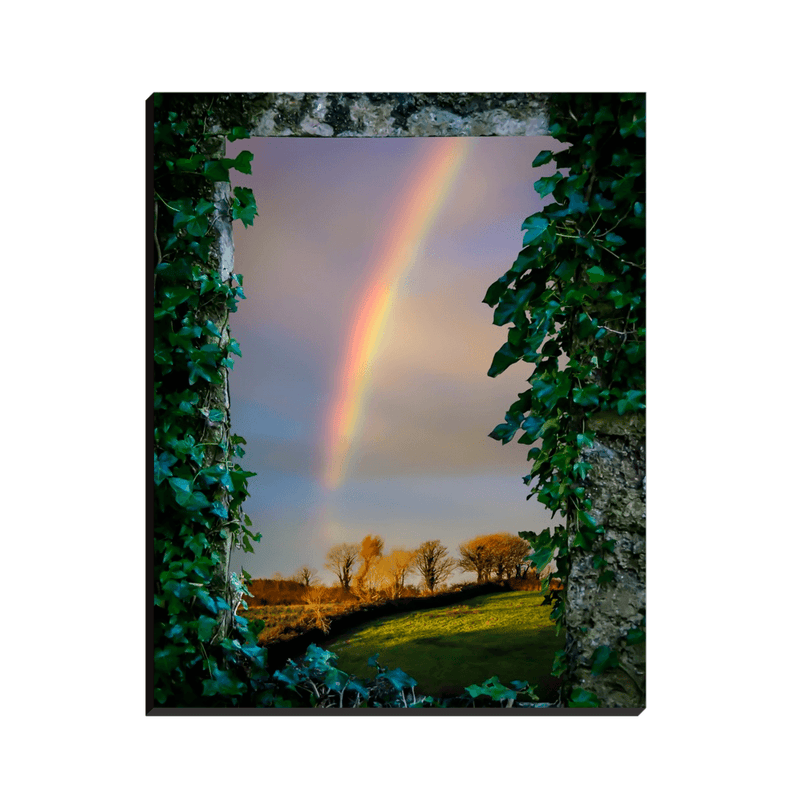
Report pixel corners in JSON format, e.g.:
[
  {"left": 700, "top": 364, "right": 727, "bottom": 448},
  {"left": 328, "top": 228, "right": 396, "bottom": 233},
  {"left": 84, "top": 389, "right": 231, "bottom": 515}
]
[{"left": 208, "top": 92, "right": 549, "bottom": 139}]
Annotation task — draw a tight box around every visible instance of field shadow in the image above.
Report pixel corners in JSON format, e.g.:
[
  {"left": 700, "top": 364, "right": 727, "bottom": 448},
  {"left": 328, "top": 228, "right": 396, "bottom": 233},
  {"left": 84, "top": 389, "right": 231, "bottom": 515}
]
[{"left": 329, "top": 624, "right": 565, "bottom": 703}]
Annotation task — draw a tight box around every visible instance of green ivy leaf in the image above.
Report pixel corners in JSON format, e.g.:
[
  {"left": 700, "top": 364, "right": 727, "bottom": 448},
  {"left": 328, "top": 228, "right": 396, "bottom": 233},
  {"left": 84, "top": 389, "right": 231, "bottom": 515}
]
[
  {"left": 383, "top": 668, "right": 417, "bottom": 692},
  {"left": 590, "top": 645, "right": 619, "bottom": 675},
  {"left": 532, "top": 150, "right": 554, "bottom": 168},
  {"left": 551, "top": 649, "right": 568, "bottom": 677},
  {"left": 573, "top": 385, "right": 601, "bottom": 407},
  {"left": 488, "top": 342, "right": 523, "bottom": 378},
  {"left": 154, "top": 452, "right": 178, "bottom": 485},
  {"left": 323, "top": 667, "right": 350, "bottom": 693},
  {"left": 531, "top": 547, "right": 555, "bottom": 572},
  {"left": 227, "top": 127, "right": 250, "bottom": 142},
  {"left": 493, "top": 282, "right": 538, "bottom": 328},
  {"left": 203, "top": 160, "right": 231, "bottom": 182},
  {"left": 482, "top": 275, "right": 510, "bottom": 307},
  {"left": 569, "top": 688, "right": 600, "bottom": 707},
  {"left": 520, "top": 214, "right": 549, "bottom": 246},
  {"left": 197, "top": 615, "right": 218, "bottom": 641},
  {"left": 232, "top": 187, "right": 258, "bottom": 227},
  {"left": 488, "top": 421, "right": 518, "bottom": 445},
  {"left": 465, "top": 676, "right": 515, "bottom": 702},
  {"left": 533, "top": 172, "right": 562, "bottom": 198},
  {"left": 616, "top": 389, "right": 646, "bottom": 415},
  {"left": 168, "top": 477, "right": 193, "bottom": 506},
  {"left": 586, "top": 265, "right": 615, "bottom": 283},
  {"left": 205, "top": 320, "right": 222, "bottom": 338},
  {"left": 520, "top": 415, "right": 546, "bottom": 439},
  {"left": 232, "top": 150, "right": 254, "bottom": 175},
  {"left": 175, "top": 154, "right": 203, "bottom": 172},
  {"left": 626, "top": 628, "right": 645, "bottom": 645},
  {"left": 203, "top": 667, "right": 247, "bottom": 697}
]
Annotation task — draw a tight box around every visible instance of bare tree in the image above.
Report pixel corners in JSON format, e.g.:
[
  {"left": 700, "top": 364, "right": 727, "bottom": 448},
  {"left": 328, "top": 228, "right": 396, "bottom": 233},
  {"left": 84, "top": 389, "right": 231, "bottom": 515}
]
[
  {"left": 292, "top": 565, "right": 319, "bottom": 587},
  {"left": 303, "top": 585, "right": 331, "bottom": 634},
  {"left": 324, "top": 543, "right": 359, "bottom": 591},
  {"left": 413, "top": 540, "right": 457, "bottom": 593}
]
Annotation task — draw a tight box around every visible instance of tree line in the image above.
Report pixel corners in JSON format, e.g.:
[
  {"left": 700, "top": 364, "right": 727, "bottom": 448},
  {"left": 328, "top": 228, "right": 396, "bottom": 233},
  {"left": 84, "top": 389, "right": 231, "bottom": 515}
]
[{"left": 321, "top": 532, "right": 541, "bottom": 601}]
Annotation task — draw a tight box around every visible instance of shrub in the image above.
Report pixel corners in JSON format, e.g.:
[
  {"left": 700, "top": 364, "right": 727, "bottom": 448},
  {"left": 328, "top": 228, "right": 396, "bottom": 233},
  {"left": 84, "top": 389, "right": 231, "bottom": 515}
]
[{"left": 270, "top": 645, "right": 553, "bottom": 708}]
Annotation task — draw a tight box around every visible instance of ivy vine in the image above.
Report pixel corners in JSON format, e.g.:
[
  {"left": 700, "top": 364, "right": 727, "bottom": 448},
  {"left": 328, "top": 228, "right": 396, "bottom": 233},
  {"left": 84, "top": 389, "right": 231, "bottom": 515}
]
[
  {"left": 152, "top": 93, "right": 275, "bottom": 706},
  {"left": 484, "top": 93, "right": 645, "bottom": 707}
]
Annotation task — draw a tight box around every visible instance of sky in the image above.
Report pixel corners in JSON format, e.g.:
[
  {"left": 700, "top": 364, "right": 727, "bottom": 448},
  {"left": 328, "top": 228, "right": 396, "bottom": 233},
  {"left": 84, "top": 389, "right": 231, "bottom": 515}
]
[{"left": 224, "top": 133, "right": 562, "bottom": 583}]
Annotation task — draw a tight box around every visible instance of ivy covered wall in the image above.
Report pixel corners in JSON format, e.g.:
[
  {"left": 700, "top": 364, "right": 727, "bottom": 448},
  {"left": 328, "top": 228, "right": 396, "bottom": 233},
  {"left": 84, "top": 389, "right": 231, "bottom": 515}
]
[{"left": 151, "top": 92, "right": 645, "bottom": 709}]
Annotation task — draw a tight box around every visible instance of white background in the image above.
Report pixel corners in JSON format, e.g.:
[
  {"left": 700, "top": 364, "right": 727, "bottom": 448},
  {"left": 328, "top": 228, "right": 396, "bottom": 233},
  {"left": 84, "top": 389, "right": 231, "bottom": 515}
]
[{"left": 4, "top": 1, "right": 797, "bottom": 797}]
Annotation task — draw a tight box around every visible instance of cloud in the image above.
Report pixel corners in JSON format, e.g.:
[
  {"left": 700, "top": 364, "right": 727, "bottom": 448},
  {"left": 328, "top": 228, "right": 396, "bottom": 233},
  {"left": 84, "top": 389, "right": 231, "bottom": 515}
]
[{"left": 347, "top": 271, "right": 536, "bottom": 481}]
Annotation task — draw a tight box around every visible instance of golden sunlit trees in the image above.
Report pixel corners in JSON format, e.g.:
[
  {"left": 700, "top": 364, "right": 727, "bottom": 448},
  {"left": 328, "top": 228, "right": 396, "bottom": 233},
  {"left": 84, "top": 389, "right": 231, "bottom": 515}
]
[
  {"left": 413, "top": 540, "right": 457, "bottom": 593},
  {"left": 484, "top": 533, "right": 529, "bottom": 580},
  {"left": 378, "top": 548, "right": 417, "bottom": 599},
  {"left": 353, "top": 534, "right": 385, "bottom": 601},
  {"left": 457, "top": 533, "right": 532, "bottom": 582},
  {"left": 457, "top": 537, "right": 495, "bottom": 583},
  {"left": 325, "top": 542, "right": 360, "bottom": 591}
]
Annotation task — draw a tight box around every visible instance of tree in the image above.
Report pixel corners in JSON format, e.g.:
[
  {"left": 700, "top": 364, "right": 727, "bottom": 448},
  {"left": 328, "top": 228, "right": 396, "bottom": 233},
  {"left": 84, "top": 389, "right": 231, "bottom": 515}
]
[
  {"left": 457, "top": 533, "right": 532, "bottom": 582},
  {"left": 378, "top": 549, "right": 417, "bottom": 599},
  {"left": 413, "top": 540, "right": 457, "bottom": 593},
  {"left": 457, "top": 536, "right": 495, "bottom": 583},
  {"left": 324, "top": 543, "right": 359, "bottom": 591},
  {"left": 506, "top": 537, "right": 532, "bottom": 578},
  {"left": 303, "top": 585, "right": 331, "bottom": 634},
  {"left": 353, "top": 534, "right": 385, "bottom": 601},
  {"left": 485, "top": 533, "right": 530, "bottom": 580},
  {"left": 292, "top": 566, "right": 319, "bottom": 587}
]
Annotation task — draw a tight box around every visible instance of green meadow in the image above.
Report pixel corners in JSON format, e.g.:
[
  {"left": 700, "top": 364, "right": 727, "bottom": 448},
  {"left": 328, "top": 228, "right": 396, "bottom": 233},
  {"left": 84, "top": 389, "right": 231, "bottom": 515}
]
[{"left": 323, "top": 590, "right": 566, "bottom": 701}]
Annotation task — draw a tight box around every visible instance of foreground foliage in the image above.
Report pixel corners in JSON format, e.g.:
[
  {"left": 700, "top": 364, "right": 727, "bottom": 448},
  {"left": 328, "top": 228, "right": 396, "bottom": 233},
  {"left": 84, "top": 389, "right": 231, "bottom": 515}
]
[
  {"left": 274, "top": 645, "right": 549, "bottom": 708},
  {"left": 484, "top": 93, "right": 645, "bottom": 706},
  {"left": 153, "top": 93, "right": 266, "bottom": 707}
]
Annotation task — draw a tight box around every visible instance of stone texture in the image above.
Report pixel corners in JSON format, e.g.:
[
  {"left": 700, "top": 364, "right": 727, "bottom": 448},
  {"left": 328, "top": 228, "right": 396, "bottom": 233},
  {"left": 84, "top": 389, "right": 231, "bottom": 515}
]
[
  {"left": 564, "top": 412, "right": 646, "bottom": 707},
  {"left": 225, "top": 92, "right": 549, "bottom": 138}
]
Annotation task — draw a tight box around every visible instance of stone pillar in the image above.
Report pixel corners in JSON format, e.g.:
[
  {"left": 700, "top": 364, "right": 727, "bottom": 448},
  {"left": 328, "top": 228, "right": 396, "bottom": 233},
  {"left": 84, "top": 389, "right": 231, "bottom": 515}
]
[{"left": 564, "top": 411, "right": 646, "bottom": 707}]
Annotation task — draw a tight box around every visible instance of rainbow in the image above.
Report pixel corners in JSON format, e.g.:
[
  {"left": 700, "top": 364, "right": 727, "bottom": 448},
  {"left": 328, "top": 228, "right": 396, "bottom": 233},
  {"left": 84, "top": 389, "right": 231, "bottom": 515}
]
[{"left": 322, "top": 137, "right": 472, "bottom": 490}]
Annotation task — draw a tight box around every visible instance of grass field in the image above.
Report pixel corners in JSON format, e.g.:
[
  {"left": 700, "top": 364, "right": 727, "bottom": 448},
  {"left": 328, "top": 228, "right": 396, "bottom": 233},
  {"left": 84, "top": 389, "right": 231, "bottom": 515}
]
[{"left": 322, "top": 590, "right": 565, "bottom": 701}]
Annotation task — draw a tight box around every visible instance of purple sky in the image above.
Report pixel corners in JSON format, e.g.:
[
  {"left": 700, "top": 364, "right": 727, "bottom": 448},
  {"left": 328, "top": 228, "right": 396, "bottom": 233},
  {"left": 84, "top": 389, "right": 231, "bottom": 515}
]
[{"left": 225, "top": 134, "right": 562, "bottom": 583}]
